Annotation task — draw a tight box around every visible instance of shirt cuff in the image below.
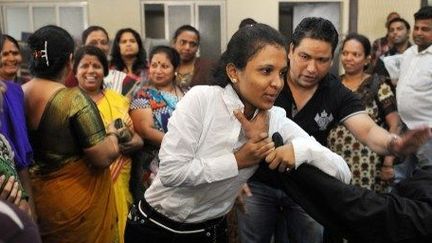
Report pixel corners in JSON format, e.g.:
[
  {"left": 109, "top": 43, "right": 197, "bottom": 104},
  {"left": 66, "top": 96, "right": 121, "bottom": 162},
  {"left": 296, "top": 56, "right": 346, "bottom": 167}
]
[{"left": 291, "top": 137, "right": 313, "bottom": 169}]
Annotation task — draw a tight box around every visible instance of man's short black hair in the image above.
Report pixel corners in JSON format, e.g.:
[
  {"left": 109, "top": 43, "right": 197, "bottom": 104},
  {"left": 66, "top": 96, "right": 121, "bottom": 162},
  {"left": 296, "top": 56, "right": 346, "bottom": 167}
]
[
  {"left": 291, "top": 17, "right": 339, "bottom": 56},
  {"left": 414, "top": 6, "right": 432, "bottom": 21},
  {"left": 387, "top": 17, "right": 411, "bottom": 30}
]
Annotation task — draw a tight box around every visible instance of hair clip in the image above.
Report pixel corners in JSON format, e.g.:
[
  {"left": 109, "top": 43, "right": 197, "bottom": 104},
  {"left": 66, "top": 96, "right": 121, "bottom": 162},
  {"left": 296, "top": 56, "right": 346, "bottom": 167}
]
[{"left": 32, "top": 41, "right": 49, "bottom": 67}]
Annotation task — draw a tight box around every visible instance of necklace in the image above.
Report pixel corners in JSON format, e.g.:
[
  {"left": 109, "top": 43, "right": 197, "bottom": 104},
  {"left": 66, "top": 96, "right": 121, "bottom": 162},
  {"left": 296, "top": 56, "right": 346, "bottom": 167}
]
[{"left": 176, "top": 61, "right": 195, "bottom": 88}]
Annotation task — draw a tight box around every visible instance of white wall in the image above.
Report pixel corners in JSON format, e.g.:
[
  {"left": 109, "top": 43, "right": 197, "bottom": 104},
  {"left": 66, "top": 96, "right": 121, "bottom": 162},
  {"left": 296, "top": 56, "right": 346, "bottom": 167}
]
[
  {"left": 87, "top": 0, "right": 141, "bottom": 37},
  {"left": 226, "top": 0, "right": 279, "bottom": 38},
  {"left": 357, "top": 0, "right": 421, "bottom": 42},
  {"left": 226, "top": 0, "right": 349, "bottom": 40},
  {"left": 0, "top": 0, "right": 424, "bottom": 45}
]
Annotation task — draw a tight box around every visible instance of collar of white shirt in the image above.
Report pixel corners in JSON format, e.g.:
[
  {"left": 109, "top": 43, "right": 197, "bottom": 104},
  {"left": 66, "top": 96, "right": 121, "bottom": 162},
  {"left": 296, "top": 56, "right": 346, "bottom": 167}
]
[
  {"left": 222, "top": 84, "right": 259, "bottom": 119},
  {"left": 415, "top": 44, "right": 432, "bottom": 54}
]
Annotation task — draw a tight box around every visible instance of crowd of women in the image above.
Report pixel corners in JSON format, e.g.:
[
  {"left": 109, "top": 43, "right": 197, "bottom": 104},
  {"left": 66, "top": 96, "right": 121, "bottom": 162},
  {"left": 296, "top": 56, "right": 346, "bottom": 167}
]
[
  {"left": 0, "top": 24, "right": 196, "bottom": 242},
  {"left": 0, "top": 13, "right": 431, "bottom": 243}
]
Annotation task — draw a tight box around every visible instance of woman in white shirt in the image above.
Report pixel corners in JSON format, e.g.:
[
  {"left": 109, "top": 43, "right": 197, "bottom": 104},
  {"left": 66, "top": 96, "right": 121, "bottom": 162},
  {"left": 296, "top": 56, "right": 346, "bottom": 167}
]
[{"left": 124, "top": 23, "right": 351, "bottom": 243}]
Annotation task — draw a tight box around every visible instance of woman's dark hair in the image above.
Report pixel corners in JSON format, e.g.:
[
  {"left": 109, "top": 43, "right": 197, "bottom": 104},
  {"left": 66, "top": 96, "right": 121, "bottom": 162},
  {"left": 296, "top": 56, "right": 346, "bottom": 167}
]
[
  {"left": 341, "top": 33, "right": 371, "bottom": 71},
  {"left": 1, "top": 34, "right": 20, "bottom": 51},
  {"left": 172, "top": 25, "right": 200, "bottom": 45},
  {"left": 73, "top": 45, "right": 109, "bottom": 77},
  {"left": 342, "top": 33, "right": 371, "bottom": 57},
  {"left": 212, "top": 23, "right": 288, "bottom": 87},
  {"left": 27, "top": 25, "right": 74, "bottom": 80},
  {"left": 292, "top": 17, "right": 339, "bottom": 56},
  {"left": 81, "top": 25, "right": 109, "bottom": 45},
  {"left": 110, "top": 28, "right": 147, "bottom": 75},
  {"left": 239, "top": 18, "right": 257, "bottom": 29},
  {"left": 149, "top": 45, "right": 180, "bottom": 71}
]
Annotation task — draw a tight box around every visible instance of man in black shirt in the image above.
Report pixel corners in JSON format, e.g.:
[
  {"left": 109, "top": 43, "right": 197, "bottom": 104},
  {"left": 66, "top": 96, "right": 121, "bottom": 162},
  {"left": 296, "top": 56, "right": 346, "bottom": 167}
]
[
  {"left": 237, "top": 17, "right": 430, "bottom": 243},
  {"left": 282, "top": 164, "right": 432, "bottom": 243}
]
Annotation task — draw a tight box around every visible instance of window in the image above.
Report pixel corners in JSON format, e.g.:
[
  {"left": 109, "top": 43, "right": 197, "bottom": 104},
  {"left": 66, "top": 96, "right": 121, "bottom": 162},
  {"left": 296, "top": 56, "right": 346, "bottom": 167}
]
[
  {"left": 0, "top": 2, "right": 88, "bottom": 41},
  {"left": 141, "top": 0, "right": 226, "bottom": 60}
]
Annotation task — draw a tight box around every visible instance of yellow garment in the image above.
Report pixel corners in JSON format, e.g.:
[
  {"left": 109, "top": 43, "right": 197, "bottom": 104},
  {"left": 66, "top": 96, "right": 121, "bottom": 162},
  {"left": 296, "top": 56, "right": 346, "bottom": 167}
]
[
  {"left": 97, "top": 89, "right": 133, "bottom": 243},
  {"left": 112, "top": 160, "right": 132, "bottom": 242},
  {"left": 29, "top": 88, "right": 116, "bottom": 243}
]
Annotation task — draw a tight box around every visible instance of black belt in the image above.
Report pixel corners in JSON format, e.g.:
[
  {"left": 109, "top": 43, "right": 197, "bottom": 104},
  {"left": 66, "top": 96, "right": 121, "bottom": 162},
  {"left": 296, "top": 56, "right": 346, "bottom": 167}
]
[{"left": 137, "top": 198, "right": 225, "bottom": 234}]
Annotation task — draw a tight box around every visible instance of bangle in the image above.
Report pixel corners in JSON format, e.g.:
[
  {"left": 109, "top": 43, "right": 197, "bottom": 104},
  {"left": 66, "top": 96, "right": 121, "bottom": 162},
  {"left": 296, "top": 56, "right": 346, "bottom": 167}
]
[
  {"left": 106, "top": 132, "right": 119, "bottom": 140},
  {"left": 106, "top": 132, "right": 120, "bottom": 154}
]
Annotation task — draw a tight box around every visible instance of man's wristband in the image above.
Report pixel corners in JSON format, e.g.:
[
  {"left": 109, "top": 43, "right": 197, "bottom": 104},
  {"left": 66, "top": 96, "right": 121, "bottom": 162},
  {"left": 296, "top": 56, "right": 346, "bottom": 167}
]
[{"left": 387, "top": 133, "right": 402, "bottom": 157}]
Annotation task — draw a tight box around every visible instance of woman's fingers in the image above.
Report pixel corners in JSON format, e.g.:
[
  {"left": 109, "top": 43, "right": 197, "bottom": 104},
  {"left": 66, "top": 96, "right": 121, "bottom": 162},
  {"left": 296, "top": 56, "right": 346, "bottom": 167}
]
[
  {"left": 0, "top": 176, "right": 15, "bottom": 200},
  {"left": 14, "top": 189, "right": 22, "bottom": 205},
  {"left": 256, "top": 138, "right": 274, "bottom": 155},
  {"left": 234, "top": 109, "right": 269, "bottom": 139},
  {"left": 7, "top": 180, "right": 19, "bottom": 203}
]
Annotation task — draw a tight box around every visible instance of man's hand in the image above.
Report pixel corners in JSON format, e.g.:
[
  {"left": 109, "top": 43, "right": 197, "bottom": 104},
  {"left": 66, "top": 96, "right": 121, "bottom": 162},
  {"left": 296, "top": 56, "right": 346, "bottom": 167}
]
[
  {"left": 236, "top": 183, "right": 253, "bottom": 213},
  {"left": 265, "top": 143, "right": 295, "bottom": 171},
  {"left": 380, "top": 156, "right": 395, "bottom": 184},
  {"left": 390, "top": 126, "right": 431, "bottom": 156}
]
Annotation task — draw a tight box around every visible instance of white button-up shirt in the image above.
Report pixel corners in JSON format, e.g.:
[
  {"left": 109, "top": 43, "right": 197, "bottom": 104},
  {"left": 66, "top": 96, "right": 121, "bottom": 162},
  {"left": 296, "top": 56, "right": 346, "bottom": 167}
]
[
  {"left": 384, "top": 45, "right": 432, "bottom": 128},
  {"left": 145, "top": 85, "right": 351, "bottom": 223}
]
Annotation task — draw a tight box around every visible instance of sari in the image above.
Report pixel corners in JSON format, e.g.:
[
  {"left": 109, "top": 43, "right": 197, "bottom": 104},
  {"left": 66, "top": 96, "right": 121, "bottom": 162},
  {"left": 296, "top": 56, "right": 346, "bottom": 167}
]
[
  {"left": 0, "top": 133, "right": 26, "bottom": 197},
  {"left": 0, "top": 81, "right": 33, "bottom": 170},
  {"left": 104, "top": 69, "right": 147, "bottom": 99},
  {"left": 29, "top": 88, "right": 117, "bottom": 243},
  {"left": 130, "top": 87, "right": 180, "bottom": 174},
  {"left": 97, "top": 89, "right": 133, "bottom": 243}
]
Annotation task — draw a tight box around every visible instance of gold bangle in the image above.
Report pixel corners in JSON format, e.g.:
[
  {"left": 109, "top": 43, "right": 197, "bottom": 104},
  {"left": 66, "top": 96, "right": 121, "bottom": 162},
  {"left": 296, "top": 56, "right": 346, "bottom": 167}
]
[
  {"left": 106, "top": 132, "right": 120, "bottom": 154},
  {"left": 106, "top": 132, "right": 119, "bottom": 140}
]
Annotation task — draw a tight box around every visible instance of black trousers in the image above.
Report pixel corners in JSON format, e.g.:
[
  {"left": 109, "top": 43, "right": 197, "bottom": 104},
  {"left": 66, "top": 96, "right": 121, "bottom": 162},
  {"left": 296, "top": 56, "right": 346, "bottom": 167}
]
[
  {"left": 124, "top": 199, "right": 228, "bottom": 243},
  {"left": 280, "top": 164, "right": 432, "bottom": 243}
]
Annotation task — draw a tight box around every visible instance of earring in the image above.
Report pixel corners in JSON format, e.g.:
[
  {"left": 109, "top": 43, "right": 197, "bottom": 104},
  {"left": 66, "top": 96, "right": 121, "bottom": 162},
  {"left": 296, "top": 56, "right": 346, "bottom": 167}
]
[{"left": 231, "top": 78, "right": 237, "bottom": 83}]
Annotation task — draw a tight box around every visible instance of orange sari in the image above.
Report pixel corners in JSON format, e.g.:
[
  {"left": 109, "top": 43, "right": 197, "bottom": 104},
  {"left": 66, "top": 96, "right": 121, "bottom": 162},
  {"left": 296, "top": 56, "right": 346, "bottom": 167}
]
[
  {"left": 31, "top": 160, "right": 117, "bottom": 243},
  {"left": 28, "top": 88, "right": 117, "bottom": 243}
]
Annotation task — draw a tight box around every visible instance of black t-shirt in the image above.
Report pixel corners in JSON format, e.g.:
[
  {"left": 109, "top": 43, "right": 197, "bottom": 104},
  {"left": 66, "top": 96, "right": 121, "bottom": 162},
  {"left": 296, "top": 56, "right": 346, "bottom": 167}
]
[{"left": 250, "top": 73, "right": 364, "bottom": 188}]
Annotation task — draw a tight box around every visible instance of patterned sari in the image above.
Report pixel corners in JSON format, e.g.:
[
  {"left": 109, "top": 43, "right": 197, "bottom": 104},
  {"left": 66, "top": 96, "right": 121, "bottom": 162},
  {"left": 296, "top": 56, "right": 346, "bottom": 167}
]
[
  {"left": 328, "top": 74, "right": 397, "bottom": 192},
  {"left": 130, "top": 87, "right": 180, "bottom": 173},
  {"left": 0, "top": 133, "right": 26, "bottom": 198},
  {"left": 0, "top": 81, "right": 33, "bottom": 170},
  {"left": 29, "top": 88, "right": 117, "bottom": 243},
  {"left": 96, "top": 89, "right": 133, "bottom": 243}
]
